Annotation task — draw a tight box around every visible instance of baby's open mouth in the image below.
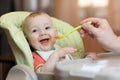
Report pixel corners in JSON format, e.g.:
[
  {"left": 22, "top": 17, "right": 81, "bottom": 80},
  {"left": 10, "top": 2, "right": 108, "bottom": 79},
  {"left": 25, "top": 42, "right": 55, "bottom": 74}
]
[{"left": 40, "top": 38, "right": 50, "bottom": 44}]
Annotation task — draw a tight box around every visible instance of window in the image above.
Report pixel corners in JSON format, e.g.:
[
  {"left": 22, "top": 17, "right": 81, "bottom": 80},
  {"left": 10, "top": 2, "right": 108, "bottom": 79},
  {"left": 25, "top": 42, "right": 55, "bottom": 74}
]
[{"left": 78, "top": 0, "right": 108, "bottom": 20}]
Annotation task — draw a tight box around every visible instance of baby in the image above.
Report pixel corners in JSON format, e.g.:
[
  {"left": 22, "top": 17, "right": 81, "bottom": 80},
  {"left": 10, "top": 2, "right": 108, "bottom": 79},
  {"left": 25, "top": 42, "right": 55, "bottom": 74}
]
[
  {"left": 22, "top": 12, "right": 98, "bottom": 73},
  {"left": 22, "top": 12, "right": 77, "bottom": 73}
]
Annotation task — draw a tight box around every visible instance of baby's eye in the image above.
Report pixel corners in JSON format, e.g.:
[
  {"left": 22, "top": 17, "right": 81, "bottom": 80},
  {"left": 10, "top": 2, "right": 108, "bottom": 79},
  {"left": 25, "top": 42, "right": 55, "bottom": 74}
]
[
  {"left": 45, "top": 26, "right": 51, "bottom": 30},
  {"left": 32, "top": 29, "right": 37, "bottom": 33}
]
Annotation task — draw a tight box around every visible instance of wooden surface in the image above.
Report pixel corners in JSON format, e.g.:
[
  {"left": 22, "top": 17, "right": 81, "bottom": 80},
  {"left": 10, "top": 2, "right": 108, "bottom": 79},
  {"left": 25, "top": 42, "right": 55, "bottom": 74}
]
[{"left": 0, "top": 53, "right": 15, "bottom": 80}]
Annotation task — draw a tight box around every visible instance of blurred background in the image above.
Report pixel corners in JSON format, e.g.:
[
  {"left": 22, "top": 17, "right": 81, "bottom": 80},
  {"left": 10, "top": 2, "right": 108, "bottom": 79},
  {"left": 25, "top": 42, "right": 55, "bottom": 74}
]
[
  {"left": 1, "top": 0, "right": 120, "bottom": 54},
  {"left": 1, "top": 0, "right": 120, "bottom": 79},
  {"left": 0, "top": 0, "right": 120, "bottom": 53}
]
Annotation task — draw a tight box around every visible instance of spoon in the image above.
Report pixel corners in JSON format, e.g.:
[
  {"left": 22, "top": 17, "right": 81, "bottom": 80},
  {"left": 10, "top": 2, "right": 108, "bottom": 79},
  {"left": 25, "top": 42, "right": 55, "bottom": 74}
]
[{"left": 55, "top": 21, "right": 92, "bottom": 39}]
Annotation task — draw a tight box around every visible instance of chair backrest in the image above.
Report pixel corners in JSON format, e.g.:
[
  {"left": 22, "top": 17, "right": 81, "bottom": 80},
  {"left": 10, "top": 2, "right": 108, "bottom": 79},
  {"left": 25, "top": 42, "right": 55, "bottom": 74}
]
[{"left": 0, "top": 11, "right": 85, "bottom": 69}]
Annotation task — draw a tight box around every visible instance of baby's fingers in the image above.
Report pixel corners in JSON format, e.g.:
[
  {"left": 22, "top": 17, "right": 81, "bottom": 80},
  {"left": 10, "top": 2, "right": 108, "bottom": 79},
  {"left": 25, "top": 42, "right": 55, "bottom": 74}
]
[{"left": 63, "top": 47, "right": 77, "bottom": 54}]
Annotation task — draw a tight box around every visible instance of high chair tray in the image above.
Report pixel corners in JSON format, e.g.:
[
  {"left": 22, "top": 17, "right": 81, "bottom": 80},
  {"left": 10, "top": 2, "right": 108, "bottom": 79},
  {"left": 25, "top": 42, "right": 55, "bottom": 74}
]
[{"left": 55, "top": 52, "right": 120, "bottom": 80}]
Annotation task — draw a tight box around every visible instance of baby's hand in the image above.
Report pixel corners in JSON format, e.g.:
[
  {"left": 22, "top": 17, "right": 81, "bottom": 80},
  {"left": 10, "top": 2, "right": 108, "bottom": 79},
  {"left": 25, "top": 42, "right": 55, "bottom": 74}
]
[
  {"left": 52, "top": 47, "right": 77, "bottom": 60},
  {"left": 85, "top": 52, "right": 98, "bottom": 60},
  {"left": 41, "top": 47, "right": 77, "bottom": 72}
]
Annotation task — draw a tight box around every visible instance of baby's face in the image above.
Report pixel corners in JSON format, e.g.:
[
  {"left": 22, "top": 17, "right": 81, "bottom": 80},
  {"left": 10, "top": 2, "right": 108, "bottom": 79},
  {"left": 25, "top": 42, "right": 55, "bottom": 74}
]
[{"left": 24, "top": 13, "right": 57, "bottom": 51}]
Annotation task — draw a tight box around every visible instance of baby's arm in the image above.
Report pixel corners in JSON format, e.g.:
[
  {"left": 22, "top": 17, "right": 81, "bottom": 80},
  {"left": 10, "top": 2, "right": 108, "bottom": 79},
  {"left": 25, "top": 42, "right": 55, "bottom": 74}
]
[{"left": 36, "top": 47, "right": 77, "bottom": 72}]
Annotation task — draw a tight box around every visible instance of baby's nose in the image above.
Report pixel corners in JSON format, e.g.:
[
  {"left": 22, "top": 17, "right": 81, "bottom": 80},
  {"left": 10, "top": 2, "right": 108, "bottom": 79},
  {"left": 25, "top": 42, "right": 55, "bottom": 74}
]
[{"left": 40, "top": 30, "right": 47, "bottom": 36}]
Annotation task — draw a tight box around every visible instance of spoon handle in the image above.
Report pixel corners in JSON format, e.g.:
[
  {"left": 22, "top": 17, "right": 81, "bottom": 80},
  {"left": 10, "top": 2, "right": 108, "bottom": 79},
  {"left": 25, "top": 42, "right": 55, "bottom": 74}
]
[
  {"left": 63, "top": 21, "right": 92, "bottom": 37},
  {"left": 55, "top": 21, "right": 92, "bottom": 39}
]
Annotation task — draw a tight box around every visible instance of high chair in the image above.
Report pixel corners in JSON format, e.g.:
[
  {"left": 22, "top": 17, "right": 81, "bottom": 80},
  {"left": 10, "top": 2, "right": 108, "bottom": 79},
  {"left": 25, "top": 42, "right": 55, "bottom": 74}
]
[{"left": 0, "top": 11, "right": 85, "bottom": 80}]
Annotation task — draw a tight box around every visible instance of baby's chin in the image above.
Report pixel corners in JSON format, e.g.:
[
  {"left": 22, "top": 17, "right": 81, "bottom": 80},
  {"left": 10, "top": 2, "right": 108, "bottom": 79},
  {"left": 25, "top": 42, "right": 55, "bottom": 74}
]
[{"left": 37, "top": 46, "right": 53, "bottom": 51}]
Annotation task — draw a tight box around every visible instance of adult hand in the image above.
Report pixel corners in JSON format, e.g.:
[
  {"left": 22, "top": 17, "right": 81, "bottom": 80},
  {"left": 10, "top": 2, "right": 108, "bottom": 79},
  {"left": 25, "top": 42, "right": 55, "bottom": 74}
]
[{"left": 79, "top": 18, "right": 119, "bottom": 52}]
